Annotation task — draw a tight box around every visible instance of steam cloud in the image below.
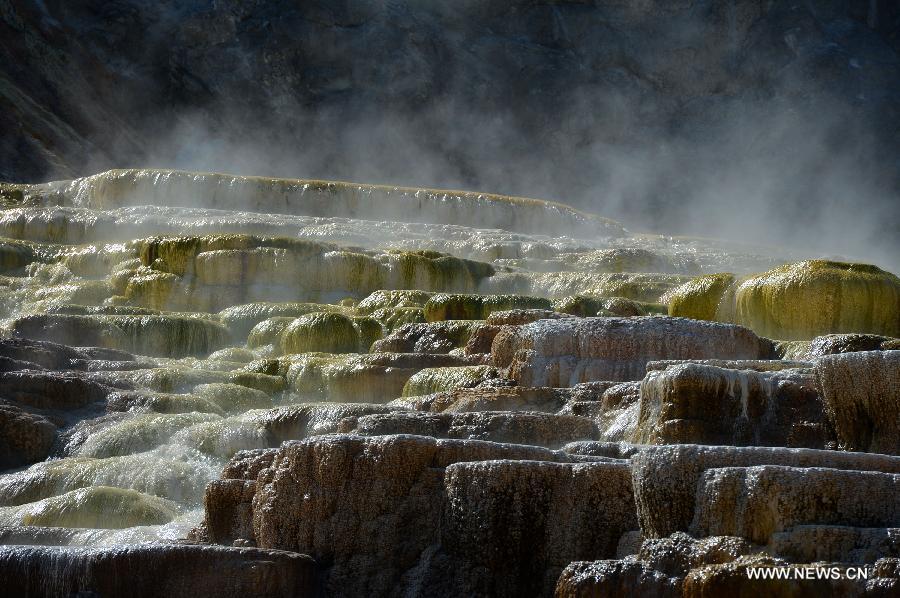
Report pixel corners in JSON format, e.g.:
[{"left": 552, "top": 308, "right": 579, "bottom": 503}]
[{"left": 14, "top": 1, "right": 900, "bottom": 270}]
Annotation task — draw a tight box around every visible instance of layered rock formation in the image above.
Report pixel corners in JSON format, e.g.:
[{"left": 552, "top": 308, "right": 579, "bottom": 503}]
[{"left": 0, "top": 168, "right": 897, "bottom": 597}]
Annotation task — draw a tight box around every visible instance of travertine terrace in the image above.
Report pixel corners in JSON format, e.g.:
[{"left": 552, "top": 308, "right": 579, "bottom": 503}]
[{"left": 0, "top": 170, "right": 897, "bottom": 596}]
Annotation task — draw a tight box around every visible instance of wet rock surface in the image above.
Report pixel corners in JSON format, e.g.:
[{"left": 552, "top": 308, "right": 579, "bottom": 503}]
[
  {"left": 0, "top": 543, "right": 316, "bottom": 597},
  {"left": 0, "top": 169, "right": 897, "bottom": 595}
]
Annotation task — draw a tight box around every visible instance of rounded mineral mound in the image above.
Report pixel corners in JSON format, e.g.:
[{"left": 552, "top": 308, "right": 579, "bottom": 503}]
[{"left": 734, "top": 260, "right": 900, "bottom": 340}]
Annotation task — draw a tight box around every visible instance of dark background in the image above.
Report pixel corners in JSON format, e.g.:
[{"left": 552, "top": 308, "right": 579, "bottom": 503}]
[{"left": 1, "top": 1, "right": 898, "bottom": 266}]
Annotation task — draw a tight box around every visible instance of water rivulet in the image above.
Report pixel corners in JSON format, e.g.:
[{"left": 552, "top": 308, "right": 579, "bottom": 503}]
[{"left": 0, "top": 169, "right": 898, "bottom": 597}]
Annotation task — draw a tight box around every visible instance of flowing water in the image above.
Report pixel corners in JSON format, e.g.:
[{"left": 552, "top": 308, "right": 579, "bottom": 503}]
[{"left": 0, "top": 169, "right": 831, "bottom": 546}]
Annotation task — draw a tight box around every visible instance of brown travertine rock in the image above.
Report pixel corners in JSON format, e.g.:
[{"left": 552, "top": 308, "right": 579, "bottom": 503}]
[
  {"left": 0, "top": 337, "right": 134, "bottom": 370},
  {"left": 690, "top": 465, "right": 900, "bottom": 545},
  {"left": 494, "top": 317, "right": 769, "bottom": 386},
  {"left": 105, "top": 390, "right": 225, "bottom": 415},
  {"left": 252, "top": 402, "right": 400, "bottom": 445},
  {"left": 195, "top": 449, "right": 279, "bottom": 546},
  {"left": 0, "top": 543, "right": 316, "bottom": 598},
  {"left": 815, "top": 350, "right": 900, "bottom": 454},
  {"left": 594, "top": 381, "right": 642, "bottom": 441},
  {"left": 485, "top": 309, "right": 570, "bottom": 326},
  {"left": 388, "top": 386, "right": 570, "bottom": 414},
  {"left": 221, "top": 448, "right": 278, "bottom": 480},
  {"left": 571, "top": 381, "right": 622, "bottom": 401},
  {"left": 204, "top": 479, "right": 257, "bottom": 545},
  {"left": 352, "top": 411, "right": 599, "bottom": 448},
  {"left": 442, "top": 459, "right": 637, "bottom": 596},
  {"left": 0, "top": 403, "right": 57, "bottom": 470},
  {"left": 370, "top": 321, "right": 478, "bottom": 354},
  {"left": 636, "top": 532, "right": 759, "bottom": 577},
  {"left": 768, "top": 526, "right": 900, "bottom": 564},
  {"left": 249, "top": 434, "right": 571, "bottom": 596},
  {"left": 463, "top": 324, "right": 502, "bottom": 355},
  {"left": 636, "top": 363, "right": 830, "bottom": 448},
  {"left": 563, "top": 441, "right": 643, "bottom": 460},
  {"left": 631, "top": 444, "right": 900, "bottom": 539},
  {"left": 807, "top": 334, "right": 899, "bottom": 358},
  {"left": 554, "top": 560, "right": 681, "bottom": 598},
  {"left": 682, "top": 554, "right": 899, "bottom": 598},
  {"left": 644, "top": 359, "right": 810, "bottom": 372},
  {"left": 616, "top": 531, "right": 644, "bottom": 558}
]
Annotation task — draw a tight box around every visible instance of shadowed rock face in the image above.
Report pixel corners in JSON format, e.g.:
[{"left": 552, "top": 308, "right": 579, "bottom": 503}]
[
  {"left": 197, "top": 433, "right": 640, "bottom": 597},
  {"left": 816, "top": 350, "right": 900, "bottom": 454},
  {"left": 556, "top": 536, "right": 900, "bottom": 597},
  {"left": 630, "top": 444, "right": 900, "bottom": 539},
  {"left": 690, "top": 465, "right": 900, "bottom": 544},
  {"left": 442, "top": 459, "right": 636, "bottom": 596},
  {"left": 0, "top": 543, "right": 316, "bottom": 598},
  {"left": 636, "top": 362, "right": 831, "bottom": 449}
]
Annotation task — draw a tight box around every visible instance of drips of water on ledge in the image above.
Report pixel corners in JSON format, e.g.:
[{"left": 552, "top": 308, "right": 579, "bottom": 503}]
[{"left": 0, "top": 169, "right": 897, "bottom": 597}]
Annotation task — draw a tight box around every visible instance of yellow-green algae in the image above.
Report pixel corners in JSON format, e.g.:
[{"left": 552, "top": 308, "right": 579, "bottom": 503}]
[
  {"left": 191, "top": 383, "right": 273, "bottom": 413},
  {"left": 772, "top": 340, "right": 813, "bottom": 361},
  {"left": 0, "top": 239, "right": 42, "bottom": 273},
  {"left": 9, "top": 313, "right": 230, "bottom": 358},
  {"left": 219, "top": 301, "right": 345, "bottom": 341},
  {"left": 665, "top": 273, "right": 736, "bottom": 321},
  {"left": 228, "top": 370, "right": 285, "bottom": 394},
  {"left": 88, "top": 367, "right": 231, "bottom": 394},
  {"left": 0, "top": 183, "right": 27, "bottom": 207},
  {"left": 385, "top": 250, "right": 494, "bottom": 293},
  {"left": 47, "top": 303, "right": 158, "bottom": 316},
  {"left": 171, "top": 409, "right": 277, "bottom": 458},
  {"left": 500, "top": 271, "right": 690, "bottom": 302},
  {"left": 423, "top": 293, "right": 551, "bottom": 321},
  {"left": 281, "top": 313, "right": 360, "bottom": 354},
  {"left": 10, "top": 486, "right": 179, "bottom": 529},
  {"left": 285, "top": 353, "right": 414, "bottom": 403},
  {"left": 207, "top": 347, "right": 257, "bottom": 363},
  {"left": 734, "top": 260, "right": 900, "bottom": 340},
  {"left": 401, "top": 365, "right": 499, "bottom": 397},
  {"left": 560, "top": 247, "right": 699, "bottom": 274},
  {"left": 247, "top": 317, "right": 299, "bottom": 351},
  {"left": 370, "top": 306, "right": 427, "bottom": 331},
  {"left": 109, "top": 391, "right": 225, "bottom": 416},
  {"left": 115, "top": 235, "right": 499, "bottom": 310},
  {"left": 356, "top": 290, "right": 435, "bottom": 313},
  {"left": 280, "top": 312, "right": 384, "bottom": 354}
]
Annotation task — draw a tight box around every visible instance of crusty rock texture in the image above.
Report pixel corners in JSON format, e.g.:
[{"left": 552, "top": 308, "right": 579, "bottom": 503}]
[
  {"left": 494, "top": 317, "right": 769, "bottom": 386},
  {"left": 1, "top": 6, "right": 899, "bottom": 584},
  {"left": 690, "top": 465, "right": 900, "bottom": 544},
  {"left": 636, "top": 362, "right": 831, "bottom": 448},
  {"left": 815, "top": 350, "right": 900, "bottom": 454},
  {"left": 351, "top": 411, "right": 599, "bottom": 449},
  {"left": 442, "top": 459, "right": 636, "bottom": 596},
  {"left": 193, "top": 433, "right": 649, "bottom": 597},
  {"left": 631, "top": 444, "right": 900, "bottom": 539},
  {"left": 0, "top": 403, "right": 58, "bottom": 469},
  {"left": 249, "top": 434, "right": 574, "bottom": 596},
  {"left": 0, "top": 543, "right": 316, "bottom": 597}
]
